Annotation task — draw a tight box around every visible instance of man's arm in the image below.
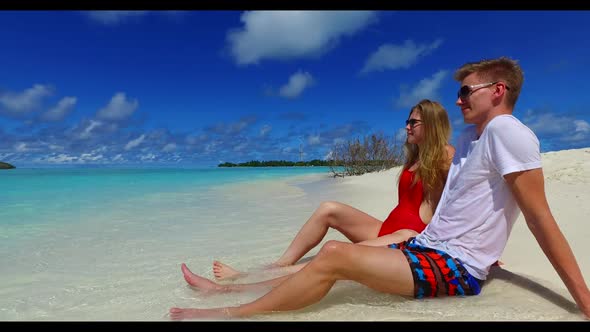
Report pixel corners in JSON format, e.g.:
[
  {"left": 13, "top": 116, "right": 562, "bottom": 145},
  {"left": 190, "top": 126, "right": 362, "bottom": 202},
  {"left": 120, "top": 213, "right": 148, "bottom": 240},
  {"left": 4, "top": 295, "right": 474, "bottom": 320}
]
[{"left": 505, "top": 168, "right": 590, "bottom": 318}]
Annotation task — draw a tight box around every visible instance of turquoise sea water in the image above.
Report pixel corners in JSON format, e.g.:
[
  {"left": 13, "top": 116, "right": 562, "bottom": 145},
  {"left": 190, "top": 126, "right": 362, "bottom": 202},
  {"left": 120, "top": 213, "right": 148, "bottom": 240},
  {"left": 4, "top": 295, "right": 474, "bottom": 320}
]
[
  {"left": 0, "top": 166, "right": 336, "bottom": 320},
  {"left": 1, "top": 163, "right": 585, "bottom": 321},
  {"left": 0, "top": 167, "right": 330, "bottom": 227}
]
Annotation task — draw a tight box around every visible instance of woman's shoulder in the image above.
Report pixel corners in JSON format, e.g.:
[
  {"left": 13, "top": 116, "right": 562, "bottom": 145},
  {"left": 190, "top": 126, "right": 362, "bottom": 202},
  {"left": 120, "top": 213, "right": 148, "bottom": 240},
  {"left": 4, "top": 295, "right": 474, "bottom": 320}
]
[{"left": 445, "top": 144, "right": 456, "bottom": 159}]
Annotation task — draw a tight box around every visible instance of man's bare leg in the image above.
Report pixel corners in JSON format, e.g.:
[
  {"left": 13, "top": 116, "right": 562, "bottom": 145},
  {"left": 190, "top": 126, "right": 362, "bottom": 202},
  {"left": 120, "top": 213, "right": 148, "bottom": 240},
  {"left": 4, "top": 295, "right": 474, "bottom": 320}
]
[
  {"left": 170, "top": 240, "right": 414, "bottom": 320},
  {"left": 212, "top": 201, "right": 383, "bottom": 280}
]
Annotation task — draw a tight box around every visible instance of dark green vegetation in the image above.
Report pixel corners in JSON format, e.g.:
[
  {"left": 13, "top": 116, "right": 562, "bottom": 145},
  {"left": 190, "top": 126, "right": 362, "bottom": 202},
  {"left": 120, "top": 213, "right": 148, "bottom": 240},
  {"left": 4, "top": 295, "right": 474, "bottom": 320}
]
[
  {"left": 218, "top": 159, "right": 335, "bottom": 167},
  {"left": 219, "top": 132, "right": 404, "bottom": 177},
  {"left": 0, "top": 161, "right": 15, "bottom": 169}
]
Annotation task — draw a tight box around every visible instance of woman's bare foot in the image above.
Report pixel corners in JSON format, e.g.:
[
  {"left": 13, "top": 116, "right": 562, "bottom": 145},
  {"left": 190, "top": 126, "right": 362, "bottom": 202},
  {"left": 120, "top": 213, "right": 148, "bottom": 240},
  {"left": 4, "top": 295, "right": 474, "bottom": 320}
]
[
  {"left": 169, "top": 307, "right": 235, "bottom": 320},
  {"left": 181, "top": 263, "right": 224, "bottom": 292},
  {"left": 213, "top": 260, "right": 245, "bottom": 280}
]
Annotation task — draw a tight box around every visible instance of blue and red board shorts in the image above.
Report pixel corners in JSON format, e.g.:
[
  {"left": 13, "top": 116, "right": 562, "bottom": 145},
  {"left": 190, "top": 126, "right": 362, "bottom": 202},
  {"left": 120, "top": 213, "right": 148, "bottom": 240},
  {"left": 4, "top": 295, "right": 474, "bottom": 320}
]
[{"left": 389, "top": 238, "right": 484, "bottom": 299}]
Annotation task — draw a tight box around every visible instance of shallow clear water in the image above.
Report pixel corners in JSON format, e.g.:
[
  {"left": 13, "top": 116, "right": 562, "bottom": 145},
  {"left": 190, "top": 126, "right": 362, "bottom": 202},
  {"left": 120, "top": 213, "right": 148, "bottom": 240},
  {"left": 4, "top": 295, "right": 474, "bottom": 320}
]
[{"left": 0, "top": 166, "right": 584, "bottom": 321}]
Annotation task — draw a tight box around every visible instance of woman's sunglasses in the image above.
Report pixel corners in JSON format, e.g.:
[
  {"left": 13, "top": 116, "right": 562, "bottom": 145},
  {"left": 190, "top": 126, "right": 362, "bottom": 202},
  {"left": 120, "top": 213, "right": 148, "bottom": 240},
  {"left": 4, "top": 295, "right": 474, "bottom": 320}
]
[{"left": 405, "top": 119, "right": 422, "bottom": 127}]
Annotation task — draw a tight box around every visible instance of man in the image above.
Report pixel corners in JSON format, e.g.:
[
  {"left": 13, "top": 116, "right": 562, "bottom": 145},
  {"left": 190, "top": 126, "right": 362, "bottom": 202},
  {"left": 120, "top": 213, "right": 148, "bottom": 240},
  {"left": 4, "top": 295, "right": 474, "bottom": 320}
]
[{"left": 169, "top": 57, "right": 590, "bottom": 320}]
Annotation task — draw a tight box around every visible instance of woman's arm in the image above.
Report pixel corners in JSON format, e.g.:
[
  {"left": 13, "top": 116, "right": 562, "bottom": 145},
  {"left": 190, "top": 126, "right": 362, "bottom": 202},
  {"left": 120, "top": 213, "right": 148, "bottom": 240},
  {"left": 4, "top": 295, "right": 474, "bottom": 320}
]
[{"left": 357, "top": 229, "right": 419, "bottom": 247}]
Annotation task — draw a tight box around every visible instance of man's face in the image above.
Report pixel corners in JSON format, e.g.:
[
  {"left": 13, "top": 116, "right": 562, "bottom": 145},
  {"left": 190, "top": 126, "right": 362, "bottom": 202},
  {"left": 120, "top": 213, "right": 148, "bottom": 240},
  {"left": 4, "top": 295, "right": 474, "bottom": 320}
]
[{"left": 455, "top": 73, "right": 496, "bottom": 126}]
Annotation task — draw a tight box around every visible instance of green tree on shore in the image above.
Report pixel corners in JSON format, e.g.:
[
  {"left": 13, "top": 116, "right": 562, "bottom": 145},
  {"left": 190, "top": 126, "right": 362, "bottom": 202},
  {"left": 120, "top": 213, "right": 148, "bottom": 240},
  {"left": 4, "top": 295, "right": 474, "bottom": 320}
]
[
  {"left": 218, "top": 132, "right": 403, "bottom": 177},
  {"left": 0, "top": 161, "right": 15, "bottom": 169},
  {"left": 218, "top": 159, "right": 338, "bottom": 167}
]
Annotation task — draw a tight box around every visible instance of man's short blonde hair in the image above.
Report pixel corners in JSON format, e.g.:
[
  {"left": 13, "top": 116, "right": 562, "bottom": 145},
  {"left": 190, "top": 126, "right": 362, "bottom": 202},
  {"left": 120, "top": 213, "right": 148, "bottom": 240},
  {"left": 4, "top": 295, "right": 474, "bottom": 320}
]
[{"left": 454, "top": 57, "right": 524, "bottom": 108}]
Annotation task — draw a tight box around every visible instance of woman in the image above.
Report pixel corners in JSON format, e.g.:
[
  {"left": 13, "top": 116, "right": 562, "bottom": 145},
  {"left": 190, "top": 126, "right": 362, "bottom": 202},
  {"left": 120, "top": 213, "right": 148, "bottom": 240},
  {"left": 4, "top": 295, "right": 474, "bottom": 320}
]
[{"left": 211, "top": 99, "right": 455, "bottom": 280}]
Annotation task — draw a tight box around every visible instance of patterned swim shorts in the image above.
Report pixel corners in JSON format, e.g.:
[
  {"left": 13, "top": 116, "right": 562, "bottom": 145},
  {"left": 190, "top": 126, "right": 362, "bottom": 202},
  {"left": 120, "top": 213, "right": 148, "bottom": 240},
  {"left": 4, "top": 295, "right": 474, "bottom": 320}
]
[{"left": 389, "top": 238, "right": 484, "bottom": 299}]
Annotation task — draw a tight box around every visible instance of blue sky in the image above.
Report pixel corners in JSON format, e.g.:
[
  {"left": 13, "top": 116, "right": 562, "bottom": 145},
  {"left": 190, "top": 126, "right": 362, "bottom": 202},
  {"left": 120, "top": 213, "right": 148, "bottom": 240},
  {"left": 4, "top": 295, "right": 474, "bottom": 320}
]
[{"left": 1, "top": 10, "right": 589, "bottom": 167}]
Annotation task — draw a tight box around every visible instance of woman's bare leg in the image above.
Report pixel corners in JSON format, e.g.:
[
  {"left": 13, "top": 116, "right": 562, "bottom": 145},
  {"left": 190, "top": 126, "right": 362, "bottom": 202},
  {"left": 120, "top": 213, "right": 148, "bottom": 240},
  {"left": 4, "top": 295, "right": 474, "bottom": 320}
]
[
  {"left": 171, "top": 240, "right": 414, "bottom": 320},
  {"left": 274, "top": 201, "right": 383, "bottom": 265},
  {"left": 212, "top": 259, "right": 308, "bottom": 281},
  {"left": 214, "top": 229, "right": 416, "bottom": 281},
  {"left": 182, "top": 263, "right": 292, "bottom": 293},
  {"left": 213, "top": 201, "right": 383, "bottom": 280},
  {"left": 212, "top": 261, "right": 244, "bottom": 280}
]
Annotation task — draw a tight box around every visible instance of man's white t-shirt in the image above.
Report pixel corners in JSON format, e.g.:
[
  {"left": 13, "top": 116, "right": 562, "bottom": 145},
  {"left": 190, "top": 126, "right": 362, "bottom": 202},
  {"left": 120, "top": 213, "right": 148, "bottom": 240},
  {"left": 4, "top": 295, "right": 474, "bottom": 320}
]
[{"left": 413, "top": 115, "right": 541, "bottom": 280}]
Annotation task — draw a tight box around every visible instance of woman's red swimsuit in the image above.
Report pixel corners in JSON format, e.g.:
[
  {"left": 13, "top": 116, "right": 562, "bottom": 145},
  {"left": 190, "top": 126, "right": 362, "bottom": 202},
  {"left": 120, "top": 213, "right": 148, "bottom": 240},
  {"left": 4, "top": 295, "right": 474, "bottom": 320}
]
[{"left": 378, "top": 168, "right": 426, "bottom": 237}]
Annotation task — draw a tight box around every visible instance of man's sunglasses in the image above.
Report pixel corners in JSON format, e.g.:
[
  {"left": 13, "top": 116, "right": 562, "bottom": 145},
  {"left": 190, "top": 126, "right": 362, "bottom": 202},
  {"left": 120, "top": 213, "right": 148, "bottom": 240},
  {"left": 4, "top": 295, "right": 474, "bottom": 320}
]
[
  {"left": 405, "top": 119, "right": 422, "bottom": 127},
  {"left": 457, "top": 81, "right": 510, "bottom": 101}
]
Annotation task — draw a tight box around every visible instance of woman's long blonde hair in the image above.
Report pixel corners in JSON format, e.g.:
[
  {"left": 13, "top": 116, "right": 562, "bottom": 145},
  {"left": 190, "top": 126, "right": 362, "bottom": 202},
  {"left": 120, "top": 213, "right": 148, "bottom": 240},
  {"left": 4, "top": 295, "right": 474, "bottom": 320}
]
[{"left": 403, "top": 99, "right": 451, "bottom": 193}]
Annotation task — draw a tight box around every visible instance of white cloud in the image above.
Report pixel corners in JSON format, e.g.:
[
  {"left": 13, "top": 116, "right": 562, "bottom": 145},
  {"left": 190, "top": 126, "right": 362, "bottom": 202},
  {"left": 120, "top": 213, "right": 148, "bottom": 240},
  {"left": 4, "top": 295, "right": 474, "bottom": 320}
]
[
  {"left": 170, "top": 154, "right": 183, "bottom": 162},
  {"left": 162, "top": 143, "right": 177, "bottom": 152},
  {"left": 41, "top": 96, "right": 77, "bottom": 122},
  {"left": 186, "top": 133, "right": 208, "bottom": 145},
  {"left": 205, "top": 141, "right": 221, "bottom": 153},
  {"left": 395, "top": 70, "right": 449, "bottom": 108},
  {"left": 260, "top": 124, "right": 272, "bottom": 137},
  {"left": 564, "top": 132, "right": 589, "bottom": 143},
  {"left": 185, "top": 136, "right": 198, "bottom": 145},
  {"left": 308, "top": 134, "right": 321, "bottom": 145},
  {"left": 112, "top": 154, "right": 125, "bottom": 162},
  {"left": 525, "top": 112, "right": 569, "bottom": 136},
  {"left": 0, "top": 84, "right": 53, "bottom": 115},
  {"left": 140, "top": 153, "right": 156, "bottom": 161},
  {"left": 125, "top": 134, "right": 146, "bottom": 150},
  {"left": 233, "top": 142, "right": 248, "bottom": 151},
  {"left": 13, "top": 142, "right": 42, "bottom": 153},
  {"left": 86, "top": 11, "right": 149, "bottom": 25},
  {"left": 0, "top": 153, "right": 14, "bottom": 160},
  {"left": 332, "top": 138, "right": 346, "bottom": 146},
  {"left": 524, "top": 111, "right": 590, "bottom": 144},
  {"left": 227, "top": 11, "right": 377, "bottom": 65},
  {"left": 79, "top": 120, "right": 103, "bottom": 139},
  {"left": 80, "top": 153, "right": 104, "bottom": 162},
  {"left": 14, "top": 142, "right": 30, "bottom": 152},
  {"left": 48, "top": 144, "right": 64, "bottom": 151},
  {"left": 97, "top": 92, "right": 139, "bottom": 121},
  {"left": 230, "top": 121, "right": 248, "bottom": 134},
  {"left": 574, "top": 120, "right": 590, "bottom": 133},
  {"left": 563, "top": 120, "right": 590, "bottom": 143},
  {"left": 92, "top": 147, "right": 107, "bottom": 154},
  {"left": 279, "top": 71, "right": 314, "bottom": 99},
  {"left": 361, "top": 39, "right": 443, "bottom": 74},
  {"left": 45, "top": 154, "right": 78, "bottom": 163}
]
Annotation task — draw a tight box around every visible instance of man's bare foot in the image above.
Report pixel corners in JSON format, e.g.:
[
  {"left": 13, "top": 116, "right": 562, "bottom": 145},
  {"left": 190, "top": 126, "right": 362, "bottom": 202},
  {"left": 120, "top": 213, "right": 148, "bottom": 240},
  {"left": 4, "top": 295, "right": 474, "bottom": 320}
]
[
  {"left": 213, "top": 260, "right": 245, "bottom": 281},
  {"left": 181, "top": 263, "right": 224, "bottom": 292},
  {"left": 169, "top": 307, "right": 235, "bottom": 320}
]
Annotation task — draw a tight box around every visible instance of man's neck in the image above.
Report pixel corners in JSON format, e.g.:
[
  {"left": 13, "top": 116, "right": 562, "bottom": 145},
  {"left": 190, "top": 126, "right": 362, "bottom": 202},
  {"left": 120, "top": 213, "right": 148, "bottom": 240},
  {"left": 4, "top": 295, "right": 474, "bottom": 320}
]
[{"left": 475, "top": 106, "right": 513, "bottom": 136}]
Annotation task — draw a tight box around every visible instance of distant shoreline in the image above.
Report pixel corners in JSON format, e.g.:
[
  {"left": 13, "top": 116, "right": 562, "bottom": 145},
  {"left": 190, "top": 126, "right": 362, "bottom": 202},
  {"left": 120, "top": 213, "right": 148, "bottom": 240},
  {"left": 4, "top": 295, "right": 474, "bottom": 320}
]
[
  {"left": 218, "top": 160, "right": 338, "bottom": 167},
  {"left": 0, "top": 161, "right": 15, "bottom": 169}
]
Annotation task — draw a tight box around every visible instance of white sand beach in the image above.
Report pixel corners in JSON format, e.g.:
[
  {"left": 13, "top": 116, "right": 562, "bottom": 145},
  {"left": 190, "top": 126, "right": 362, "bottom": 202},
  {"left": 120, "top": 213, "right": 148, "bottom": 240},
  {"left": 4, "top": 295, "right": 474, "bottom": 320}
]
[
  {"left": 1, "top": 148, "right": 589, "bottom": 321},
  {"left": 348, "top": 148, "right": 590, "bottom": 320},
  {"left": 203, "top": 147, "right": 590, "bottom": 321}
]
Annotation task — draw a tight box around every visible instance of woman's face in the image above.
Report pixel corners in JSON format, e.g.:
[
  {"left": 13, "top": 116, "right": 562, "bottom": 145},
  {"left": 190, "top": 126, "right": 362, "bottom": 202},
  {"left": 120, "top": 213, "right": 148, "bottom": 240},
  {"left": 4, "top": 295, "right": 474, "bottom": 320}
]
[{"left": 406, "top": 109, "right": 424, "bottom": 145}]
